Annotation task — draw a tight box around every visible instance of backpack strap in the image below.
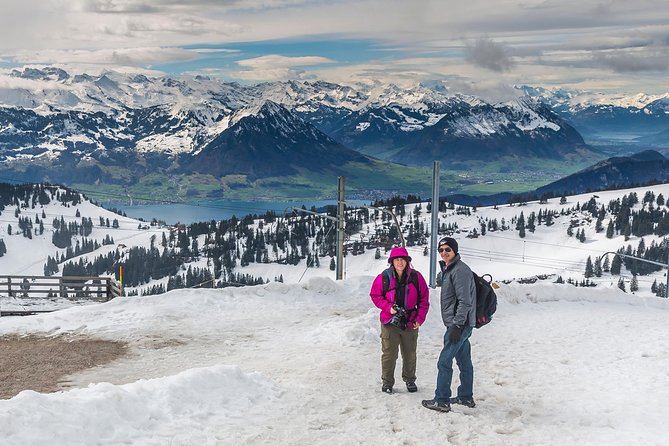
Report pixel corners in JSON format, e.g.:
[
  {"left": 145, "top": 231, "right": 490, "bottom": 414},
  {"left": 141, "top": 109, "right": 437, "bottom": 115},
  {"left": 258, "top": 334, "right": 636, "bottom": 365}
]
[
  {"left": 381, "top": 268, "right": 393, "bottom": 296},
  {"left": 382, "top": 268, "right": 422, "bottom": 312},
  {"left": 408, "top": 271, "right": 420, "bottom": 311}
]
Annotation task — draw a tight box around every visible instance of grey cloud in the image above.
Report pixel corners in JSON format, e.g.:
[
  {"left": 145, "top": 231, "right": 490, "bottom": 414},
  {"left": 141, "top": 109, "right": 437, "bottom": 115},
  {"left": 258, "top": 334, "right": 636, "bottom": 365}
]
[
  {"left": 80, "top": 0, "right": 305, "bottom": 14},
  {"left": 81, "top": 0, "right": 160, "bottom": 13},
  {"left": 445, "top": 78, "right": 523, "bottom": 103},
  {"left": 593, "top": 48, "right": 669, "bottom": 72},
  {"left": 466, "top": 38, "right": 515, "bottom": 72}
]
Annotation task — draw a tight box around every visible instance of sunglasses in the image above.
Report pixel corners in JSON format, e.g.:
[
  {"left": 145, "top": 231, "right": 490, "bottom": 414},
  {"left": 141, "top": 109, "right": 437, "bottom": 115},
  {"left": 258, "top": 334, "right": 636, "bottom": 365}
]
[{"left": 438, "top": 247, "right": 452, "bottom": 253}]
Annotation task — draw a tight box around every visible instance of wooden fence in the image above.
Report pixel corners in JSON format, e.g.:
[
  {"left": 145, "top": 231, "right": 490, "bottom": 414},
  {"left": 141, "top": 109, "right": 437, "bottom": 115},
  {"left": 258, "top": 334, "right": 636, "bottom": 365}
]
[{"left": 0, "top": 275, "right": 122, "bottom": 302}]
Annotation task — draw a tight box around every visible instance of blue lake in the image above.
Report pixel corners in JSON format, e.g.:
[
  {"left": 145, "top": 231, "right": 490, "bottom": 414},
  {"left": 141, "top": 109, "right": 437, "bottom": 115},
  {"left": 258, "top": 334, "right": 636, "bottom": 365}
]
[{"left": 112, "top": 199, "right": 371, "bottom": 224}]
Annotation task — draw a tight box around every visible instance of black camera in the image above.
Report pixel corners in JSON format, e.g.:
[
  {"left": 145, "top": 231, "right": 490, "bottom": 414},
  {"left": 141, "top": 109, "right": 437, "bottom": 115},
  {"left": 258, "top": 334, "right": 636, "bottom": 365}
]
[{"left": 389, "top": 304, "right": 408, "bottom": 329}]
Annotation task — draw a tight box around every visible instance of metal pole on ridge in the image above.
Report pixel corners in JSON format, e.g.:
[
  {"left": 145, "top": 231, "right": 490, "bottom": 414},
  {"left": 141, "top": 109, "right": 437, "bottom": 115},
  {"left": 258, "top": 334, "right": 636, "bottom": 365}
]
[
  {"left": 336, "top": 176, "right": 345, "bottom": 280},
  {"left": 429, "top": 160, "right": 441, "bottom": 288}
]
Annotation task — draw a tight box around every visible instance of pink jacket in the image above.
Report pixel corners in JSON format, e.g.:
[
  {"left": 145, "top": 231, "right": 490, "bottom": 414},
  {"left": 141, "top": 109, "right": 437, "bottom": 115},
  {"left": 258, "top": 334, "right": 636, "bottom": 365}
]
[{"left": 370, "top": 266, "right": 430, "bottom": 328}]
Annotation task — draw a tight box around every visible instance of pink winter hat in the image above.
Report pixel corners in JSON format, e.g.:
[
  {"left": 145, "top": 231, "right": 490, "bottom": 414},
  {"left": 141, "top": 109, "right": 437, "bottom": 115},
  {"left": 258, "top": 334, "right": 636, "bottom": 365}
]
[{"left": 388, "top": 247, "right": 412, "bottom": 263}]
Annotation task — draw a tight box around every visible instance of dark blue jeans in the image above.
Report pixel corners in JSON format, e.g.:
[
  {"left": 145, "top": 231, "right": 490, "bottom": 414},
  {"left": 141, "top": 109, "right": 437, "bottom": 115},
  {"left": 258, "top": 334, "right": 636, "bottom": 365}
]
[{"left": 434, "top": 326, "right": 474, "bottom": 403}]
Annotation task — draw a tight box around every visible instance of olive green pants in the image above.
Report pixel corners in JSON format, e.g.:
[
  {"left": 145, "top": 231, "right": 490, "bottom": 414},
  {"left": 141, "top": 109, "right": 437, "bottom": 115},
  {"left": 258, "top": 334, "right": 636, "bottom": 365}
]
[{"left": 380, "top": 323, "right": 419, "bottom": 387}]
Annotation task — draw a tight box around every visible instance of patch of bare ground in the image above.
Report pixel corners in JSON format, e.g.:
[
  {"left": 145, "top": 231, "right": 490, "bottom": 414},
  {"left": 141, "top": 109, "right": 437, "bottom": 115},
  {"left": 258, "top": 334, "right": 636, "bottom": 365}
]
[{"left": 0, "top": 335, "right": 128, "bottom": 399}]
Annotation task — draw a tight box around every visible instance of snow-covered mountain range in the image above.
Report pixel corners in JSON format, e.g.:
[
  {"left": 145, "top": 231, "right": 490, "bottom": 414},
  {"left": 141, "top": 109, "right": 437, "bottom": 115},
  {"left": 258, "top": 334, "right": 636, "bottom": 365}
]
[
  {"left": 520, "top": 85, "right": 669, "bottom": 143},
  {"left": 0, "top": 67, "right": 601, "bottom": 198},
  {"left": 0, "top": 67, "right": 584, "bottom": 160}
]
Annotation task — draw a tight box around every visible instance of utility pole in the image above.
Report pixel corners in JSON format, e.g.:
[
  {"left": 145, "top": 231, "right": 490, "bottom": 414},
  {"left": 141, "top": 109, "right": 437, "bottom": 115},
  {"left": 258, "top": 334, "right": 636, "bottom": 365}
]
[
  {"left": 336, "top": 176, "right": 345, "bottom": 280},
  {"left": 429, "top": 160, "right": 441, "bottom": 288}
]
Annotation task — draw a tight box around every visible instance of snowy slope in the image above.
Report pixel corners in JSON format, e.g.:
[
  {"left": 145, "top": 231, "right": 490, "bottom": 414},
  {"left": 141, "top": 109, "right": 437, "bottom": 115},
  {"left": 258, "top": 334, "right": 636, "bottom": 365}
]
[
  {"left": 0, "top": 188, "right": 169, "bottom": 277},
  {"left": 4, "top": 182, "right": 669, "bottom": 304},
  {"left": 1, "top": 184, "right": 669, "bottom": 444},
  {"left": 0, "top": 276, "right": 668, "bottom": 445}
]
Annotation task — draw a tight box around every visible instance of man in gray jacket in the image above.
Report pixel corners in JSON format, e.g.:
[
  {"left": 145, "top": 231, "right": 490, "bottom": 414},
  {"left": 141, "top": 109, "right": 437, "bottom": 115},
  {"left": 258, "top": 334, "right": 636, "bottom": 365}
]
[{"left": 422, "top": 237, "right": 477, "bottom": 412}]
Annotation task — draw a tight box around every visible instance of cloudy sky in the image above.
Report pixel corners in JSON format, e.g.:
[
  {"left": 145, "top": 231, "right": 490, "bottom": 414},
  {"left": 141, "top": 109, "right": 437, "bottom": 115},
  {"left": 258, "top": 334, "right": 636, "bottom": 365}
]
[{"left": 2, "top": 0, "right": 669, "bottom": 95}]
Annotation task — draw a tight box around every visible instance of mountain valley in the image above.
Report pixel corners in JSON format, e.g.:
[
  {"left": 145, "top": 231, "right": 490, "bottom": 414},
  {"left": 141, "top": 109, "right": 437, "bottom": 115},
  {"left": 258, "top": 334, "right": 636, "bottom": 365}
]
[{"left": 0, "top": 67, "right": 635, "bottom": 202}]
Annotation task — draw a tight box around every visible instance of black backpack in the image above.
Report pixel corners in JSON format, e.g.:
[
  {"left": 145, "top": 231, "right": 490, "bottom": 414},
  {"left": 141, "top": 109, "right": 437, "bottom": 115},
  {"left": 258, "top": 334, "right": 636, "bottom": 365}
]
[{"left": 473, "top": 273, "right": 498, "bottom": 328}]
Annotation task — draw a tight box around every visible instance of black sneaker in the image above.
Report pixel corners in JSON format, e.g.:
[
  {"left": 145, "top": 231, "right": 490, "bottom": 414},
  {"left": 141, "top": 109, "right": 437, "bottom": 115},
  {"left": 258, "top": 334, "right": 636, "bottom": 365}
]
[
  {"left": 406, "top": 381, "right": 418, "bottom": 393},
  {"left": 421, "top": 399, "right": 451, "bottom": 412},
  {"left": 450, "top": 397, "right": 476, "bottom": 408},
  {"left": 381, "top": 385, "right": 393, "bottom": 394}
]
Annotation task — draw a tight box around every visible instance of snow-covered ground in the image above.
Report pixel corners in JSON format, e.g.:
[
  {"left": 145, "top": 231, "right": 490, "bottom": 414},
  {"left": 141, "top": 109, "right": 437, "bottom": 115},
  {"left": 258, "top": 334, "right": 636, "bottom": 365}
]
[
  {"left": 1, "top": 277, "right": 668, "bottom": 445},
  {"left": 2, "top": 184, "right": 669, "bottom": 445}
]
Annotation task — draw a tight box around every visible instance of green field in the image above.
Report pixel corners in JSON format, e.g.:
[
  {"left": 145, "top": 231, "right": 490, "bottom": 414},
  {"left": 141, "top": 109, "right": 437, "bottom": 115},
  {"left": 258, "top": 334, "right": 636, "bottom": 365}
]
[{"left": 58, "top": 148, "right": 604, "bottom": 204}]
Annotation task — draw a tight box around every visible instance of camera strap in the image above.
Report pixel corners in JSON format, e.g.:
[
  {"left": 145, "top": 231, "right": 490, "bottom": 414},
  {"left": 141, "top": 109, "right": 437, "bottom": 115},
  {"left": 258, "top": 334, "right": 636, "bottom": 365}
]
[{"left": 381, "top": 268, "right": 413, "bottom": 309}]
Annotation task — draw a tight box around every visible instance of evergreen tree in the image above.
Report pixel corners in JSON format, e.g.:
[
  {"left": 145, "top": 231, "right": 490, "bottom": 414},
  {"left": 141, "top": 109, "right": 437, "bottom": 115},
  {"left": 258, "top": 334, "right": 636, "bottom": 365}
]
[
  {"left": 610, "top": 255, "right": 622, "bottom": 275},
  {"left": 602, "top": 255, "right": 610, "bottom": 272},
  {"left": 593, "top": 256, "right": 602, "bottom": 277},
  {"left": 606, "top": 220, "right": 614, "bottom": 238},
  {"left": 526, "top": 212, "right": 536, "bottom": 233},
  {"left": 584, "top": 256, "right": 594, "bottom": 278},
  {"left": 617, "top": 277, "right": 626, "bottom": 292},
  {"left": 630, "top": 274, "right": 639, "bottom": 293}
]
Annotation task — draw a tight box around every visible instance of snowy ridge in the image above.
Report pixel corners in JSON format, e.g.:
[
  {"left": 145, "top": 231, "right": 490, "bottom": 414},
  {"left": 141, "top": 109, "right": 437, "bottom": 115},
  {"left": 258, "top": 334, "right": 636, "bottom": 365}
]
[
  {"left": 1, "top": 273, "right": 668, "bottom": 444},
  {"left": 6, "top": 181, "right": 669, "bottom": 299},
  {"left": 498, "top": 98, "right": 561, "bottom": 132},
  {"left": 1, "top": 364, "right": 279, "bottom": 445},
  {"left": 2, "top": 181, "right": 669, "bottom": 443},
  {"left": 519, "top": 85, "right": 669, "bottom": 110}
]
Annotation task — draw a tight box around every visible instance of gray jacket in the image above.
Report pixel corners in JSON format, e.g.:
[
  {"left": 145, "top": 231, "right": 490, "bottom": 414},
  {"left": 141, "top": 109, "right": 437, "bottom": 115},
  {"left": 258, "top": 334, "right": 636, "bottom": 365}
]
[{"left": 440, "top": 254, "right": 476, "bottom": 328}]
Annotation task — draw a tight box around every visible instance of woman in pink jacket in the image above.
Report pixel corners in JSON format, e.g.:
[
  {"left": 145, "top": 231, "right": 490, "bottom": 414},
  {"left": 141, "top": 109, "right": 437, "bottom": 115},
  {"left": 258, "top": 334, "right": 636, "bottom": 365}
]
[{"left": 370, "top": 247, "right": 430, "bottom": 394}]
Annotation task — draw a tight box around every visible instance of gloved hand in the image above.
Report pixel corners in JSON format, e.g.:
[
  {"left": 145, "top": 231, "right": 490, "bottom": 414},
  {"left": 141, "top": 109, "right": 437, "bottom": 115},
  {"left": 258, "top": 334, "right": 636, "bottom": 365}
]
[{"left": 448, "top": 325, "right": 462, "bottom": 343}]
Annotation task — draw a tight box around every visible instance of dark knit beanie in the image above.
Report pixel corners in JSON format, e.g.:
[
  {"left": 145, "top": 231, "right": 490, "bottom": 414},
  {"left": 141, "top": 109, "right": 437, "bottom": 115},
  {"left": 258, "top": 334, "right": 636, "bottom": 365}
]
[{"left": 438, "top": 236, "right": 458, "bottom": 254}]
